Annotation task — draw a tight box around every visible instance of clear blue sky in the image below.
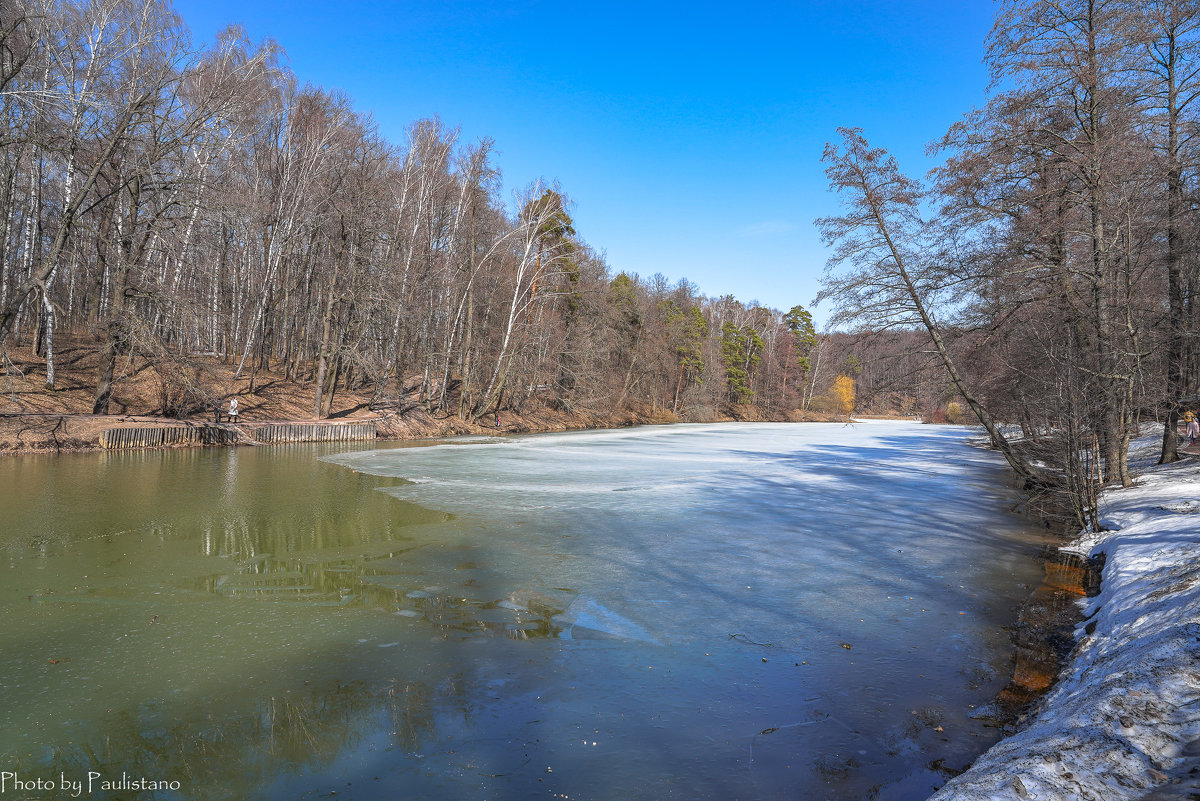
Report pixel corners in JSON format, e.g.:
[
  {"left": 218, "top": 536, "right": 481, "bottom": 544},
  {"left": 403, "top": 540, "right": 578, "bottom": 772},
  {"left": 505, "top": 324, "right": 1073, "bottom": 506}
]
[{"left": 171, "top": 0, "right": 995, "bottom": 326}]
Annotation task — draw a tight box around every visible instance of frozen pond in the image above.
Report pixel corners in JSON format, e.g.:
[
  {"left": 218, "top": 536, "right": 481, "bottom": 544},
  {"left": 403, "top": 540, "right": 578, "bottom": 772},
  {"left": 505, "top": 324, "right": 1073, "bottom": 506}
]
[{"left": 0, "top": 422, "right": 1043, "bottom": 799}]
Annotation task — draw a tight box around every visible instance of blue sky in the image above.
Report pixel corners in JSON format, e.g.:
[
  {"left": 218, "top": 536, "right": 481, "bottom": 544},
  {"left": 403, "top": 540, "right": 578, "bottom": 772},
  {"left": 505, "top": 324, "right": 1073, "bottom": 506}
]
[{"left": 171, "top": 0, "right": 995, "bottom": 326}]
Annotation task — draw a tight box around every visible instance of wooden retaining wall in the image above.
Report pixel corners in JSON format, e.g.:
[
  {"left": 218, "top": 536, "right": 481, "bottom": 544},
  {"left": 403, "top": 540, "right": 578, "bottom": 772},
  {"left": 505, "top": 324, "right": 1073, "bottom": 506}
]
[
  {"left": 98, "top": 421, "right": 376, "bottom": 449},
  {"left": 248, "top": 421, "right": 377, "bottom": 444},
  {"left": 100, "top": 425, "right": 239, "bottom": 450}
]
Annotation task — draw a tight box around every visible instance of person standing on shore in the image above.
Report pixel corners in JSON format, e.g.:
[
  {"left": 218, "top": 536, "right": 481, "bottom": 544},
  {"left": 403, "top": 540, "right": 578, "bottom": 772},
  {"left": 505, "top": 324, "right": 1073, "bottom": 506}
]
[
  {"left": 1187, "top": 410, "right": 1199, "bottom": 446},
  {"left": 229, "top": 397, "right": 239, "bottom": 424}
]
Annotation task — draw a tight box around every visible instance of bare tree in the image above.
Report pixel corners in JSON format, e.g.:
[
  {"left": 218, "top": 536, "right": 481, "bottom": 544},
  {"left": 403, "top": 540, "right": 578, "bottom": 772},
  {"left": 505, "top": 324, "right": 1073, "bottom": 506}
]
[{"left": 817, "top": 127, "right": 1041, "bottom": 484}]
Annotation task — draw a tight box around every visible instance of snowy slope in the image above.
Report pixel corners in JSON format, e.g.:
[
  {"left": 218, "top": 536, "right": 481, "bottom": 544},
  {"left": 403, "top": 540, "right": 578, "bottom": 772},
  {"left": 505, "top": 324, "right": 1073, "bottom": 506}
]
[{"left": 930, "top": 436, "right": 1200, "bottom": 801}]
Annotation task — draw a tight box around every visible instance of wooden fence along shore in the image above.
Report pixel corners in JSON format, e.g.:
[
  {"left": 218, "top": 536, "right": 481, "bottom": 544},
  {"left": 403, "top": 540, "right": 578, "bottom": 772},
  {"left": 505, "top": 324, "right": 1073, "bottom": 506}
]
[
  {"left": 99, "top": 421, "right": 377, "bottom": 450},
  {"left": 248, "top": 421, "right": 377, "bottom": 444},
  {"left": 99, "top": 425, "right": 239, "bottom": 449}
]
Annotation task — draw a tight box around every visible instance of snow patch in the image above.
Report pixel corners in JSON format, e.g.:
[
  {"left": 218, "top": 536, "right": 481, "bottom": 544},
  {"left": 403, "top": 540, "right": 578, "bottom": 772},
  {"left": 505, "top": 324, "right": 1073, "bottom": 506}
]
[{"left": 930, "top": 434, "right": 1200, "bottom": 800}]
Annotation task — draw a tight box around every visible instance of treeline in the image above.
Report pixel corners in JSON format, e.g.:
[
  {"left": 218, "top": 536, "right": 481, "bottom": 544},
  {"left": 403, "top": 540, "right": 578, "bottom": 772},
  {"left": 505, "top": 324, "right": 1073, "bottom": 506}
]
[
  {"left": 0, "top": 0, "right": 846, "bottom": 422},
  {"left": 819, "top": 0, "right": 1200, "bottom": 526}
]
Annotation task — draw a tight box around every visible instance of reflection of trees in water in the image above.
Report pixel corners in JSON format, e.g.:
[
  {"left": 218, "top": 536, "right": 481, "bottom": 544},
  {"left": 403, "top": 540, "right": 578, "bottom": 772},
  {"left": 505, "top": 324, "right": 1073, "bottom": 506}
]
[
  {"left": 194, "top": 492, "right": 448, "bottom": 563},
  {"left": 194, "top": 540, "right": 571, "bottom": 641},
  {"left": 32, "top": 673, "right": 476, "bottom": 800},
  {"left": 5, "top": 448, "right": 448, "bottom": 560},
  {"left": 99, "top": 446, "right": 448, "bottom": 561},
  {"left": 387, "top": 678, "right": 442, "bottom": 751}
]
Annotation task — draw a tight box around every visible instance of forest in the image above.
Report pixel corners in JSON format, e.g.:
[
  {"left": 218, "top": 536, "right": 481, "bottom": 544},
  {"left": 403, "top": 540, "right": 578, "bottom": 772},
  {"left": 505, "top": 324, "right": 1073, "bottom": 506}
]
[
  {"left": 2, "top": 0, "right": 1199, "bottom": 526},
  {"left": 819, "top": 0, "right": 1200, "bottom": 526},
  {"left": 0, "top": 0, "right": 864, "bottom": 430}
]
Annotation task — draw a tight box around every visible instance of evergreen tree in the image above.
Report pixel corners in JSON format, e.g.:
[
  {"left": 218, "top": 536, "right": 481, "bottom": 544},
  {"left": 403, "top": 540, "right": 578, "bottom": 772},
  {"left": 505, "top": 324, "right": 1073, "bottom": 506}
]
[
  {"left": 784, "top": 304, "right": 817, "bottom": 375},
  {"left": 661, "top": 300, "right": 708, "bottom": 412},
  {"left": 720, "top": 321, "right": 763, "bottom": 404}
]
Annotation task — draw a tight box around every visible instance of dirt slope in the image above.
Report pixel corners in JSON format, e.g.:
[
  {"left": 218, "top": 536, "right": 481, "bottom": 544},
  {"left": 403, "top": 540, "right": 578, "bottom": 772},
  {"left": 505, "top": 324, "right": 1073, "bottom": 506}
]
[{"left": 1, "top": 340, "right": 833, "bottom": 454}]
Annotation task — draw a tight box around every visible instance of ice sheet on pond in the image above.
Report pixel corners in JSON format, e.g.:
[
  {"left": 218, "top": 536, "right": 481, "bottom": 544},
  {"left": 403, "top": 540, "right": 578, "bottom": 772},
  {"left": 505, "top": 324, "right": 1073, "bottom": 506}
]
[{"left": 323, "top": 422, "right": 1037, "bottom": 652}]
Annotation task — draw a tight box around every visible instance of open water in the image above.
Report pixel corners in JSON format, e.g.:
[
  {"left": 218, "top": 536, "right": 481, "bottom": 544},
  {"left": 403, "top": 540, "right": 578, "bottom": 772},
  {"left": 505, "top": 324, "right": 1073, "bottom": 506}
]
[{"left": 0, "top": 422, "right": 1043, "bottom": 800}]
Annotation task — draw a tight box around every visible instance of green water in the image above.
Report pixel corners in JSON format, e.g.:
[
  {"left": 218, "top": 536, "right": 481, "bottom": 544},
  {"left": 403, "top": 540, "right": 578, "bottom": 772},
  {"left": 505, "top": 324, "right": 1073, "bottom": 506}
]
[
  {"left": 1, "top": 444, "right": 453, "bottom": 794},
  {"left": 0, "top": 424, "right": 1045, "bottom": 800}
]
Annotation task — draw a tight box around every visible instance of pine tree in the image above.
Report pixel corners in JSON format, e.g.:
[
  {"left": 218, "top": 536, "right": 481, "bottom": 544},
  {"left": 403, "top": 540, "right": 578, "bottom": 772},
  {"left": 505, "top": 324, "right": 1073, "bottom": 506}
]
[{"left": 720, "top": 321, "right": 763, "bottom": 404}]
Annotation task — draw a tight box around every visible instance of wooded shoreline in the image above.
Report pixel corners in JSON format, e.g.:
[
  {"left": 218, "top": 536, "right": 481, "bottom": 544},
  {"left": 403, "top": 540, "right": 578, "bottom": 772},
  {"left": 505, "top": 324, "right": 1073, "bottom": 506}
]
[
  {"left": 0, "top": 398, "right": 842, "bottom": 457},
  {"left": 0, "top": 330, "right": 825, "bottom": 456}
]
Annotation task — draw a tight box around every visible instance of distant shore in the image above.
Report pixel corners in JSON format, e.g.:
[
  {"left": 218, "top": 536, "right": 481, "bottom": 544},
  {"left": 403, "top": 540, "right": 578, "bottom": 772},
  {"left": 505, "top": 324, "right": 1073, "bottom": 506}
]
[
  {"left": 0, "top": 403, "right": 848, "bottom": 457},
  {"left": 0, "top": 336, "right": 859, "bottom": 456}
]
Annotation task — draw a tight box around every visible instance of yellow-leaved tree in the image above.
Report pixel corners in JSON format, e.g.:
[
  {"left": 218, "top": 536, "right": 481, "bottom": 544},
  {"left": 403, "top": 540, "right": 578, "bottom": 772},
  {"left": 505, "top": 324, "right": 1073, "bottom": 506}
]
[{"left": 831, "top": 374, "right": 855, "bottom": 415}]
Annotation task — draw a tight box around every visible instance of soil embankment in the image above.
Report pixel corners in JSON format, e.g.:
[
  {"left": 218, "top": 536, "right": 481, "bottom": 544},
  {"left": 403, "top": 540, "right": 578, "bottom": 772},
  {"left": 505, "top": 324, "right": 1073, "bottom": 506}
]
[
  {"left": 989, "top": 549, "right": 1103, "bottom": 716},
  {"left": 0, "top": 343, "right": 833, "bottom": 454}
]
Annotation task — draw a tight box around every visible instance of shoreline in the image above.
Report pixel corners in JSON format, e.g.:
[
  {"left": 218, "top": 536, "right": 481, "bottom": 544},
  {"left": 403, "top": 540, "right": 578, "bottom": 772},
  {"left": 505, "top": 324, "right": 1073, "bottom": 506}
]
[
  {"left": 0, "top": 339, "right": 835, "bottom": 457},
  {"left": 985, "top": 547, "right": 1101, "bottom": 720},
  {"left": 929, "top": 433, "right": 1200, "bottom": 800},
  {"left": 0, "top": 405, "right": 846, "bottom": 458}
]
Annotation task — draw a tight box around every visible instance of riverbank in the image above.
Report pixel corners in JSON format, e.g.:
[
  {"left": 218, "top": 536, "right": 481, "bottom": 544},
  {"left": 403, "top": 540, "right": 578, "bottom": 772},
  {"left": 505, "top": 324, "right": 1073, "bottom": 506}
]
[
  {"left": 0, "top": 399, "right": 834, "bottom": 455},
  {"left": 930, "top": 432, "right": 1200, "bottom": 801},
  {"left": 0, "top": 343, "right": 834, "bottom": 455}
]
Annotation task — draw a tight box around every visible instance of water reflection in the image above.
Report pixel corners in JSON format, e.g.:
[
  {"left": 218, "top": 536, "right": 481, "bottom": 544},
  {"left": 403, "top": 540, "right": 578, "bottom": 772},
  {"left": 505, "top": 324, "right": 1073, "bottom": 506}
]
[
  {"left": 188, "top": 533, "right": 573, "bottom": 640},
  {"left": 29, "top": 674, "right": 474, "bottom": 801}
]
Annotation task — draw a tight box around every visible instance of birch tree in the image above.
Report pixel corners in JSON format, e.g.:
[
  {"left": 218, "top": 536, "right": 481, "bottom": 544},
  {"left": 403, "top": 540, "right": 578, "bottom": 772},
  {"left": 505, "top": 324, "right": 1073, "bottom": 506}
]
[{"left": 471, "top": 182, "right": 575, "bottom": 418}]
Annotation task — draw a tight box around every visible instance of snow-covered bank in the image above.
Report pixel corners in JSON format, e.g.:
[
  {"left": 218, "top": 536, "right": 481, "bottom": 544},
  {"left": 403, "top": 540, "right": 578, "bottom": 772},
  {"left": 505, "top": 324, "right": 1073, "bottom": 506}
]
[{"left": 931, "top": 435, "right": 1200, "bottom": 801}]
